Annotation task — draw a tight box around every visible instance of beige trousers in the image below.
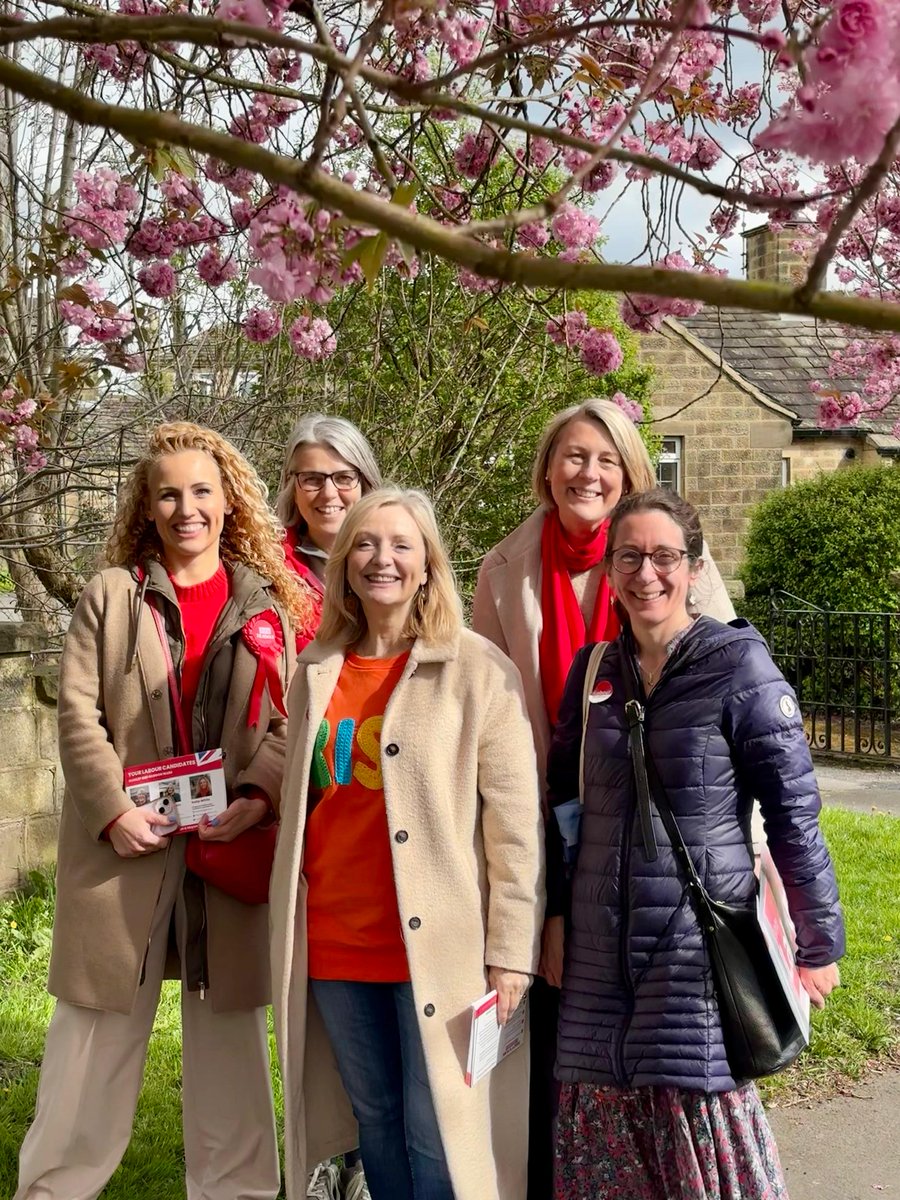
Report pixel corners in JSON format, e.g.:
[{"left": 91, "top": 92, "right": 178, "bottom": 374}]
[{"left": 15, "top": 843, "right": 280, "bottom": 1200}]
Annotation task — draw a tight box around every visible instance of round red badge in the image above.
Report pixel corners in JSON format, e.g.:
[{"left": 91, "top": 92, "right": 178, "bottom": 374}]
[{"left": 590, "top": 680, "right": 613, "bottom": 704}]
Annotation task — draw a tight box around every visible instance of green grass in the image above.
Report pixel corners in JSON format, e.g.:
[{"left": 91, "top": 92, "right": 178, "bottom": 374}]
[
  {"left": 760, "top": 808, "right": 900, "bottom": 1105},
  {"left": 1, "top": 809, "right": 898, "bottom": 1193},
  {"left": 0, "top": 869, "right": 285, "bottom": 1198}
]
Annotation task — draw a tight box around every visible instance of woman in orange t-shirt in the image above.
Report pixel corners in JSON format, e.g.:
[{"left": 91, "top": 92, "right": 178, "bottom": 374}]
[{"left": 271, "top": 488, "right": 545, "bottom": 1200}]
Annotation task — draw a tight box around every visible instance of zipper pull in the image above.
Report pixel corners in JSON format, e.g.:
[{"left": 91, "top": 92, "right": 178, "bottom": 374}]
[{"left": 200, "top": 982, "right": 206, "bottom": 1000}]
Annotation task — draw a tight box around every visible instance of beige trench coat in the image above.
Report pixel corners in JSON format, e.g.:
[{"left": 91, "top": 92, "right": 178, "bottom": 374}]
[
  {"left": 270, "top": 629, "right": 546, "bottom": 1200},
  {"left": 48, "top": 563, "right": 292, "bottom": 1015},
  {"left": 472, "top": 507, "right": 737, "bottom": 792}
]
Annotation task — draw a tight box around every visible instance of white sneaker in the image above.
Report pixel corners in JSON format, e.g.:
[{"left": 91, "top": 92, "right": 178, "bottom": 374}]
[
  {"left": 307, "top": 1161, "right": 342, "bottom": 1200},
  {"left": 342, "top": 1167, "right": 372, "bottom": 1200}
]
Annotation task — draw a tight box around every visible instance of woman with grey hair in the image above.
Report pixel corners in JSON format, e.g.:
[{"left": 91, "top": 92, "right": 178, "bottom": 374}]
[
  {"left": 277, "top": 413, "right": 382, "bottom": 653},
  {"left": 277, "top": 413, "right": 381, "bottom": 1200}
]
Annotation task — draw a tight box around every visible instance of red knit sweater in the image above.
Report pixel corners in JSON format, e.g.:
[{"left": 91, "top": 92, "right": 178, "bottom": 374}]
[{"left": 171, "top": 564, "right": 230, "bottom": 748}]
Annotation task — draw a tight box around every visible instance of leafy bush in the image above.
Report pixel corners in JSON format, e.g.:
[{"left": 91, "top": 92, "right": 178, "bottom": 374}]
[
  {"left": 741, "top": 468, "right": 900, "bottom": 721},
  {"left": 741, "top": 466, "right": 900, "bottom": 621}
]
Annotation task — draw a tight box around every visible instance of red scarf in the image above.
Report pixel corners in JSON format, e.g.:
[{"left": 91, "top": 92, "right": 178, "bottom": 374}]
[
  {"left": 283, "top": 526, "right": 324, "bottom": 651},
  {"left": 539, "top": 509, "right": 620, "bottom": 726}
]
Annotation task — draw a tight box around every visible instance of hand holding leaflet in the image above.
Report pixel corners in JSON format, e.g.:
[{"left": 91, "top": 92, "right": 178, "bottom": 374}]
[{"left": 464, "top": 990, "right": 528, "bottom": 1087}]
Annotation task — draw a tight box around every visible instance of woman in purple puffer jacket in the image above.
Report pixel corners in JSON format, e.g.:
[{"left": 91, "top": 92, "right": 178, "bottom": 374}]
[{"left": 547, "top": 488, "right": 844, "bottom": 1200}]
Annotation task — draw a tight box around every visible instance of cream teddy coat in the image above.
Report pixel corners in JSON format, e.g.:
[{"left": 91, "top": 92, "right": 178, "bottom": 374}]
[{"left": 269, "top": 629, "right": 546, "bottom": 1200}]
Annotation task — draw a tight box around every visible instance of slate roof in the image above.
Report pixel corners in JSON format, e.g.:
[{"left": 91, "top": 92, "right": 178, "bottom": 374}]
[{"left": 678, "top": 309, "right": 893, "bottom": 435}]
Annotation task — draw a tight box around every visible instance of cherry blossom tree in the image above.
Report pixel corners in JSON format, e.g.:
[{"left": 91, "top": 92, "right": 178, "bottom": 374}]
[{"left": 0, "top": 0, "right": 900, "bottom": 626}]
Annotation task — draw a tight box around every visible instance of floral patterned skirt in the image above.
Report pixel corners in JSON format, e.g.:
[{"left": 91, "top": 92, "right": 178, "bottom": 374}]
[{"left": 555, "top": 1081, "right": 789, "bottom": 1200}]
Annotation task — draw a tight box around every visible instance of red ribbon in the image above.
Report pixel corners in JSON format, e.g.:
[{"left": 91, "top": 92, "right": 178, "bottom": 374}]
[{"left": 243, "top": 610, "right": 287, "bottom": 728}]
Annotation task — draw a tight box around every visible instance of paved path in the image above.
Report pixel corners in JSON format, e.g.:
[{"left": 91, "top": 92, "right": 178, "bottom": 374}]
[
  {"left": 816, "top": 763, "right": 900, "bottom": 818},
  {"left": 769, "top": 764, "right": 899, "bottom": 1198},
  {"left": 769, "top": 1070, "right": 900, "bottom": 1199}
]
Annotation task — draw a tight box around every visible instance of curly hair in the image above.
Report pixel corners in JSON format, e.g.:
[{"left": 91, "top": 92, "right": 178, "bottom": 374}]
[{"left": 105, "top": 422, "right": 314, "bottom": 629}]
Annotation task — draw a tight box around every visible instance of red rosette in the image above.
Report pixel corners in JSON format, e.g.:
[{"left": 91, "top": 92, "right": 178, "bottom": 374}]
[{"left": 242, "top": 610, "right": 287, "bottom": 728}]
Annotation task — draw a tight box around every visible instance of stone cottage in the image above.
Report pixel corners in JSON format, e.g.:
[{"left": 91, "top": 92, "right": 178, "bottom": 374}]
[{"left": 642, "top": 222, "right": 900, "bottom": 599}]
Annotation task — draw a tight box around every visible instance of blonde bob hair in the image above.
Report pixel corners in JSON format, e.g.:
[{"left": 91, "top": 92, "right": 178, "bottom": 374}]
[
  {"left": 531, "top": 398, "right": 656, "bottom": 509},
  {"left": 317, "top": 487, "right": 463, "bottom": 647},
  {"left": 106, "top": 421, "right": 314, "bottom": 629},
  {"left": 275, "top": 412, "right": 382, "bottom": 530}
]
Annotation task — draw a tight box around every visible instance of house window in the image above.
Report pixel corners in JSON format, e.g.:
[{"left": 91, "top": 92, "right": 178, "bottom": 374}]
[
  {"left": 781, "top": 456, "right": 791, "bottom": 487},
  {"left": 656, "top": 437, "right": 683, "bottom": 493}
]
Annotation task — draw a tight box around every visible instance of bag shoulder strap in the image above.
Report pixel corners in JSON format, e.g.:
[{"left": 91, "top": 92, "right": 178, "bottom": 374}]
[
  {"left": 620, "top": 656, "right": 716, "bottom": 916},
  {"left": 578, "top": 641, "right": 609, "bottom": 806}
]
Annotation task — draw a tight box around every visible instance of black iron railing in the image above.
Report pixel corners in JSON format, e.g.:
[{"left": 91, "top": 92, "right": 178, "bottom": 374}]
[{"left": 768, "top": 591, "right": 900, "bottom": 761}]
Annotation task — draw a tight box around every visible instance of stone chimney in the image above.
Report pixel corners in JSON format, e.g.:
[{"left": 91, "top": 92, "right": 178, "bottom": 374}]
[{"left": 741, "top": 221, "right": 811, "bottom": 286}]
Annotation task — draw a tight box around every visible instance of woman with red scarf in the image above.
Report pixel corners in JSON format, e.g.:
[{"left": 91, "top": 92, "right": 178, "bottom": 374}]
[
  {"left": 275, "top": 413, "right": 382, "bottom": 656},
  {"left": 472, "top": 398, "right": 734, "bottom": 1200}
]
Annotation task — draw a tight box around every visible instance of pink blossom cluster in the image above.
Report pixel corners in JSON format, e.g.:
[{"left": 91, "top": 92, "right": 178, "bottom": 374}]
[
  {"left": 437, "top": 13, "right": 487, "bottom": 66},
  {"left": 82, "top": 0, "right": 166, "bottom": 81},
  {"left": 454, "top": 129, "right": 497, "bottom": 180},
  {"left": 757, "top": 0, "right": 900, "bottom": 166},
  {"left": 545, "top": 310, "right": 624, "bottom": 379},
  {"left": 0, "top": 389, "right": 46, "bottom": 472},
  {"left": 815, "top": 391, "right": 866, "bottom": 430},
  {"left": 546, "top": 310, "right": 589, "bottom": 349},
  {"left": 247, "top": 193, "right": 356, "bottom": 305},
  {"left": 216, "top": 0, "right": 269, "bottom": 32},
  {"left": 137, "top": 262, "right": 177, "bottom": 298},
  {"left": 59, "top": 280, "right": 135, "bottom": 344},
  {"left": 580, "top": 329, "right": 624, "bottom": 378},
  {"left": 610, "top": 391, "right": 644, "bottom": 423},
  {"left": 242, "top": 307, "right": 282, "bottom": 343},
  {"left": 63, "top": 168, "right": 138, "bottom": 250},
  {"left": 197, "top": 247, "right": 239, "bottom": 287},
  {"left": 229, "top": 93, "right": 298, "bottom": 145},
  {"left": 550, "top": 203, "right": 600, "bottom": 251},
  {"left": 288, "top": 315, "right": 337, "bottom": 361},
  {"left": 619, "top": 254, "right": 705, "bottom": 333}
]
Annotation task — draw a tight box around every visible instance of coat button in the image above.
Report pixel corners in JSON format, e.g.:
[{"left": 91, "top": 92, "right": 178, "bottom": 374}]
[
  {"left": 395, "top": 830, "right": 409, "bottom": 844},
  {"left": 424, "top": 1003, "right": 435, "bottom": 1017},
  {"left": 408, "top": 916, "right": 421, "bottom": 930},
  {"left": 151, "top": 688, "right": 163, "bottom": 699},
  {"left": 163, "top": 745, "right": 174, "bottom": 756},
  {"left": 385, "top": 743, "right": 399, "bottom": 757}
]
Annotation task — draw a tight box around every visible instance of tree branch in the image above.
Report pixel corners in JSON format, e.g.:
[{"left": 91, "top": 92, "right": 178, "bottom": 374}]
[{"left": 1, "top": 51, "right": 900, "bottom": 333}]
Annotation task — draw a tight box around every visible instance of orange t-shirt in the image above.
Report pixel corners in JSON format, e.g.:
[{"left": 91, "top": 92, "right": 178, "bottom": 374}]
[{"left": 305, "top": 651, "right": 411, "bottom": 982}]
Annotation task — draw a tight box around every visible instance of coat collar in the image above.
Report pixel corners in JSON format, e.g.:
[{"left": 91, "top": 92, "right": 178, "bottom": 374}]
[
  {"left": 139, "top": 558, "right": 273, "bottom": 619},
  {"left": 299, "top": 631, "right": 462, "bottom": 669},
  {"left": 483, "top": 506, "right": 547, "bottom": 570}
]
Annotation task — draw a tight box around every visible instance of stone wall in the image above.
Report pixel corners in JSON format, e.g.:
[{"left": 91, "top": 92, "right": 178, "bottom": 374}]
[
  {"left": 641, "top": 324, "right": 793, "bottom": 594},
  {"left": 786, "top": 435, "right": 890, "bottom": 483},
  {"left": 0, "top": 622, "right": 61, "bottom": 894}
]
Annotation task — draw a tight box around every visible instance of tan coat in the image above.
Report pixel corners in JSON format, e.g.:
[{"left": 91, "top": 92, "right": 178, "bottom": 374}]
[
  {"left": 49, "top": 563, "right": 292, "bottom": 1015},
  {"left": 270, "top": 630, "right": 546, "bottom": 1200},
  {"left": 472, "top": 507, "right": 736, "bottom": 791}
]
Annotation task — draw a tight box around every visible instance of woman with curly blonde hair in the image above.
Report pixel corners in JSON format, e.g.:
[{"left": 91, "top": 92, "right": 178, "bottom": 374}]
[{"left": 16, "top": 422, "right": 311, "bottom": 1200}]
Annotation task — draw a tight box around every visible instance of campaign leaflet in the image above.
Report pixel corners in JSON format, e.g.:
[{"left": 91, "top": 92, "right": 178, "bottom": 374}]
[
  {"left": 123, "top": 749, "right": 227, "bottom": 834},
  {"left": 464, "top": 990, "right": 528, "bottom": 1087},
  {"left": 757, "top": 848, "right": 811, "bottom": 1043}
]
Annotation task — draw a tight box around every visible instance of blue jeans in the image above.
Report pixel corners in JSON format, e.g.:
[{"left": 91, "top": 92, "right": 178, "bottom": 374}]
[{"left": 309, "top": 980, "right": 454, "bottom": 1200}]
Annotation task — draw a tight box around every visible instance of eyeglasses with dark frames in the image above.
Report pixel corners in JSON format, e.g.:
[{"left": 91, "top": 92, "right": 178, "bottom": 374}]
[
  {"left": 291, "top": 469, "right": 361, "bottom": 492},
  {"left": 611, "top": 548, "right": 690, "bottom": 575}
]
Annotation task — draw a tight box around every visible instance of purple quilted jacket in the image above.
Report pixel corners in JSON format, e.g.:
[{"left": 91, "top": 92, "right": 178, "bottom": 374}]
[{"left": 547, "top": 617, "right": 845, "bottom": 1093}]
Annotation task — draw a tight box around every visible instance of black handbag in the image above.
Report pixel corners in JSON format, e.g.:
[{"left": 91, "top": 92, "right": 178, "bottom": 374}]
[{"left": 621, "top": 655, "right": 808, "bottom": 1082}]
